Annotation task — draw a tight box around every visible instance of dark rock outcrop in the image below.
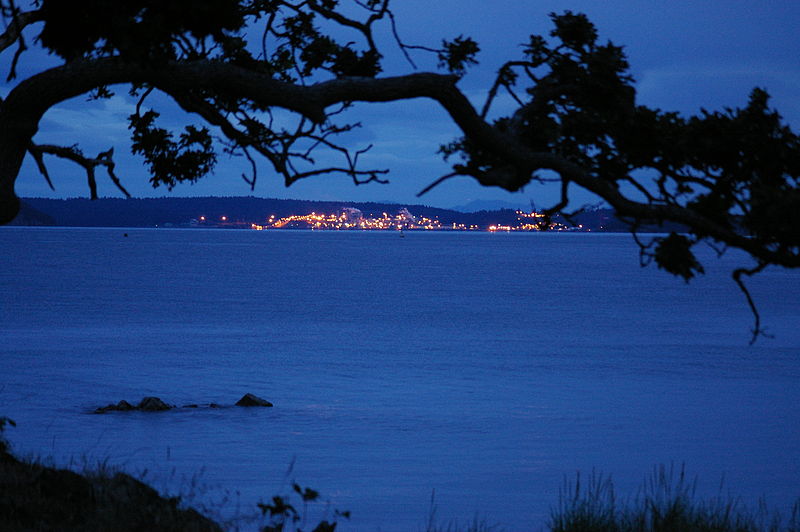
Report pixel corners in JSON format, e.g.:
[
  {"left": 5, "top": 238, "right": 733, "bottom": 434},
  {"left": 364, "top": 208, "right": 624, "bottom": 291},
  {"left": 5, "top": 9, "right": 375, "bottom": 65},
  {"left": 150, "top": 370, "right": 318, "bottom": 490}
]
[
  {"left": 235, "top": 393, "right": 273, "bottom": 407},
  {"left": 94, "top": 397, "right": 173, "bottom": 414},
  {"left": 94, "top": 394, "right": 272, "bottom": 413},
  {"left": 138, "top": 397, "right": 173, "bottom": 411},
  {"left": 94, "top": 400, "right": 135, "bottom": 414},
  {"left": 115, "top": 400, "right": 135, "bottom": 411}
]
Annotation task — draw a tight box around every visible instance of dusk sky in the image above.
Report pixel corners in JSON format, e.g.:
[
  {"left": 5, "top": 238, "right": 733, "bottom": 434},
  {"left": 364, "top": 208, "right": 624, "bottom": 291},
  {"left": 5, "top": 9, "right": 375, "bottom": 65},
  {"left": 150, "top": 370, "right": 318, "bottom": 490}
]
[{"left": 8, "top": 1, "right": 800, "bottom": 210}]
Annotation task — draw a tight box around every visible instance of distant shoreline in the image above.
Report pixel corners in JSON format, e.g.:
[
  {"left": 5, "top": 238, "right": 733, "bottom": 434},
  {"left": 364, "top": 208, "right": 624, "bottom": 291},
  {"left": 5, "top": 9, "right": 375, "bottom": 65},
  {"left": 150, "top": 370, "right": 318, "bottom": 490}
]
[
  {"left": 2, "top": 225, "right": 637, "bottom": 234},
  {"left": 10, "top": 196, "right": 685, "bottom": 233}
]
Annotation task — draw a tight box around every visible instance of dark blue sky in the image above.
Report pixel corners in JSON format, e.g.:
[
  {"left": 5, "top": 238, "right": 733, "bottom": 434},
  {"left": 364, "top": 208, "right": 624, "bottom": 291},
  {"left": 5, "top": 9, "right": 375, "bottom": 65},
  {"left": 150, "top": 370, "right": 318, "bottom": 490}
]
[{"left": 8, "top": 1, "right": 800, "bottom": 209}]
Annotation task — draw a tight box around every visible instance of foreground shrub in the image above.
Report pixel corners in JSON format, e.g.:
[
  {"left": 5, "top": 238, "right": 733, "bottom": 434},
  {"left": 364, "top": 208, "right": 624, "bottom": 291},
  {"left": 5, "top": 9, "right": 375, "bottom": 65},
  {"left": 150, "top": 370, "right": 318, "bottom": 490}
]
[
  {"left": 258, "top": 482, "right": 349, "bottom": 532},
  {"left": 550, "top": 465, "right": 800, "bottom": 532}
]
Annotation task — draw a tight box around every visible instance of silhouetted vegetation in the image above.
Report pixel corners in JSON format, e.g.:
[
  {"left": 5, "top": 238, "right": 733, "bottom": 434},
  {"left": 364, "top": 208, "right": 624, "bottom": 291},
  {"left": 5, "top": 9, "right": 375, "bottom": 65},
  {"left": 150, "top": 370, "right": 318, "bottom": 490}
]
[
  {"left": 550, "top": 466, "right": 800, "bottom": 532},
  {"left": 2, "top": 420, "right": 799, "bottom": 531},
  {"left": 1, "top": 418, "right": 221, "bottom": 531},
  {"left": 1, "top": 3, "right": 797, "bottom": 308},
  {"left": 1, "top": 1, "right": 799, "bottom": 529}
]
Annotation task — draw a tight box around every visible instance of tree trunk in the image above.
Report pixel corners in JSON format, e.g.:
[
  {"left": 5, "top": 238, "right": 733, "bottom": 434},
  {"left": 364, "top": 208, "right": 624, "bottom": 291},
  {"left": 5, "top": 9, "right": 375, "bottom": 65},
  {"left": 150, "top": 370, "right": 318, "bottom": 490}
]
[{"left": 0, "top": 111, "right": 38, "bottom": 224}]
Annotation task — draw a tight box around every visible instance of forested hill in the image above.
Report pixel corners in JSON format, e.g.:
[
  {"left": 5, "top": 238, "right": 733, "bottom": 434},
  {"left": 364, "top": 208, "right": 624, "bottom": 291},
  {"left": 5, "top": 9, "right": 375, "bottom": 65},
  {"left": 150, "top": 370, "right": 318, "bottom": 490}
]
[
  {"left": 12, "top": 196, "right": 681, "bottom": 232},
  {"left": 17, "top": 196, "right": 469, "bottom": 228}
]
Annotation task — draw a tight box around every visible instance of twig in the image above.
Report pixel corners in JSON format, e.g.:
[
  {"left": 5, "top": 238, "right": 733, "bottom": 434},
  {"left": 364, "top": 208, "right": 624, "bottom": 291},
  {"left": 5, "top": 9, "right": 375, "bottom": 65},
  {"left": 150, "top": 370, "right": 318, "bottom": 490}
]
[
  {"left": 417, "top": 171, "right": 459, "bottom": 197},
  {"left": 732, "top": 263, "right": 771, "bottom": 345}
]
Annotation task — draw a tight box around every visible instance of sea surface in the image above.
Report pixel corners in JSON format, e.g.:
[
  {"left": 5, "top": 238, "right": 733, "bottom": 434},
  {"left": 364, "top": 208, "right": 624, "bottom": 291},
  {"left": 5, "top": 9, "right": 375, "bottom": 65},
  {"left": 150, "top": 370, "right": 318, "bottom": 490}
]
[{"left": 1, "top": 227, "right": 799, "bottom": 531}]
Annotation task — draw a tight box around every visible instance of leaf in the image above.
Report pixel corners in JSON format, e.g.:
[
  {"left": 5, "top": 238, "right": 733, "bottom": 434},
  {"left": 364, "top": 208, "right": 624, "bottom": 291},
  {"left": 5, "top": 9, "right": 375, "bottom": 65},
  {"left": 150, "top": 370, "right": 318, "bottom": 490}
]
[
  {"left": 293, "top": 483, "right": 320, "bottom": 502},
  {"left": 438, "top": 35, "right": 480, "bottom": 75},
  {"left": 310, "top": 520, "right": 337, "bottom": 532},
  {"left": 654, "top": 233, "right": 704, "bottom": 282}
]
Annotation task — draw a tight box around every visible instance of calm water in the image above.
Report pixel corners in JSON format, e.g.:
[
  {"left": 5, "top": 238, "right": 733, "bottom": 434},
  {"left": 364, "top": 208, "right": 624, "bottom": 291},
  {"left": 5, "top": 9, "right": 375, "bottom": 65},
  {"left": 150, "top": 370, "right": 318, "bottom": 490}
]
[{"left": 1, "top": 227, "right": 799, "bottom": 531}]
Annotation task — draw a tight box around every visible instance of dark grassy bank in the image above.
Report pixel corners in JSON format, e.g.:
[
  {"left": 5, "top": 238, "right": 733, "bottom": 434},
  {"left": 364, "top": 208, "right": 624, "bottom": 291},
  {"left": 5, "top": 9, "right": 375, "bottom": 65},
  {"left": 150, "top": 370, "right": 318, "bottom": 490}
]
[
  {"left": 2, "top": 418, "right": 798, "bottom": 531},
  {"left": 0, "top": 417, "right": 350, "bottom": 531},
  {"left": 0, "top": 418, "right": 222, "bottom": 531}
]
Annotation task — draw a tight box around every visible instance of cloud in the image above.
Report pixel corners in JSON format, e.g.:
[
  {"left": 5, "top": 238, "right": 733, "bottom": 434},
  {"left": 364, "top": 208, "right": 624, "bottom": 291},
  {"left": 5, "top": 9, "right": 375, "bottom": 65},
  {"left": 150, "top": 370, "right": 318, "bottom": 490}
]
[
  {"left": 39, "top": 94, "right": 136, "bottom": 143},
  {"left": 635, "top": 66, "right": 800, "bottom": 122}
]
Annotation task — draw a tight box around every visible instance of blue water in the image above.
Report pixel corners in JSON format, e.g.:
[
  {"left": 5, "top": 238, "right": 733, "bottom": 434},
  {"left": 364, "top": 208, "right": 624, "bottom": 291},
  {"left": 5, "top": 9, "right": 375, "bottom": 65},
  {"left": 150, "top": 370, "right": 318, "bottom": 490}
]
[{"left": 1, "top": 227, "right": 799, "bottom": 531}]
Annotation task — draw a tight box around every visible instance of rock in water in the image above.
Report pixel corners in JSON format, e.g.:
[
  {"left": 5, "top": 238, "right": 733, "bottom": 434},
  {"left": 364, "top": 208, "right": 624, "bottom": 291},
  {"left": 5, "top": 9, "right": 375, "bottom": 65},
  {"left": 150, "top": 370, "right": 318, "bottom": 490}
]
[
  {"left": 115, "top": 400, "right": 134, "bottom": 411},
  {"left": 137, "top": 397, "right": 172, "bottom": 411},
  {"left": 94, "top": 399, "right": 135, "bottom": 414},
  {"left": 235, "top": 393, "right": 273, "bottom": 407}
]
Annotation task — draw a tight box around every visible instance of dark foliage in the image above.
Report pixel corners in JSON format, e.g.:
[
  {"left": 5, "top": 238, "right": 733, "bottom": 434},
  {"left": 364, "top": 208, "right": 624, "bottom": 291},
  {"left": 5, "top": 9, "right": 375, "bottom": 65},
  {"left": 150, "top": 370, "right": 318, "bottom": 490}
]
[
  {"left": 129, "top": 110, "right": 217, "bottom": 189},
  {"left": 38, "top": 0, "right": 245, "bottom": 61},
  {"left": 257, "top": 483, "right": 349, "bottom": 531}
]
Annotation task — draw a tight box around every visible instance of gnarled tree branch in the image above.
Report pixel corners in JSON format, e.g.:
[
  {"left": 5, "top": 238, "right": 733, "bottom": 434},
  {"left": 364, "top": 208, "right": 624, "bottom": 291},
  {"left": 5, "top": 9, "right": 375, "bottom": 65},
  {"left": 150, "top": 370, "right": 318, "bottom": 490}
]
[
  {"left": 0, "top": 57, "right": 797, "bottom": 279},
  {"left": 0, "top": 4, "right": 796, "bottom": 344},
  {"left": 0, "top": 6, "right": 43, "bottom": 54},
  {"left": 27, "top": 143, "right": 130, "bottom": 199}
]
